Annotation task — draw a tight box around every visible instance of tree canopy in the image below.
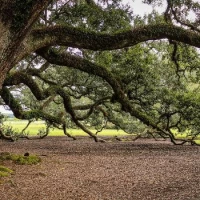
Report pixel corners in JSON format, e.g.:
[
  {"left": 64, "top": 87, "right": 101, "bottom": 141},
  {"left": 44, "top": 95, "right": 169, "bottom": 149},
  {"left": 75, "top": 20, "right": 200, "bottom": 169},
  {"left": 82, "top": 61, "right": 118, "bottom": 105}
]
[{"left": 1, "top": 0, "right": 200, "bottom": 144}]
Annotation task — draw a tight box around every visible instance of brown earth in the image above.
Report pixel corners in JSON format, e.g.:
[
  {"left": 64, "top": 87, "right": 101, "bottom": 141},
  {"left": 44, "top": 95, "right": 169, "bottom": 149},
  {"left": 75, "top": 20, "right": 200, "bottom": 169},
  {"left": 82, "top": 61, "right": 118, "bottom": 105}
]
[{"left": 0, "top": 136, "right": 200, "bottom": 200}]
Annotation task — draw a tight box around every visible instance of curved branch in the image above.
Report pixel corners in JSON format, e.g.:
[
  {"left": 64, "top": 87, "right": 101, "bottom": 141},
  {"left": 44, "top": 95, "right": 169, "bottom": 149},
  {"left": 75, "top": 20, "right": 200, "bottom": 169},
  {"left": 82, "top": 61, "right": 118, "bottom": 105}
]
[
  {"left": 56, "top": 87, "right": 100, "bottom": 142},
  {"left": 4, "top": 72, "right": 48, "bottom": 100},
  {"left": 0, "top": 127, "right": 15, "bottom": 141},
  {"left": 74, "top": 97, "right": 110, "bottom": 120},
  {"left": 26, "top": 24, "right": 200, "bottom": 54},
  {"left": 0, "top": 87, "right": 63, "bottom": 125},
  {"left": 62, "top": 124, "right": 76, "bottom": 140},
  {"left": 36, "top": 47, "right": 200, "bottom": 145},
  {"left": 171, "top": 7, "right": 200, "bottom": 33},
  {"left": 20, "top": 119, "right": 33, "bottom": 135},
  {"left": 2, "top": 75, "right": 102, "bottom": 141},
  {"left": 37, "top": 48, "right": 165, "bottom": 131}
]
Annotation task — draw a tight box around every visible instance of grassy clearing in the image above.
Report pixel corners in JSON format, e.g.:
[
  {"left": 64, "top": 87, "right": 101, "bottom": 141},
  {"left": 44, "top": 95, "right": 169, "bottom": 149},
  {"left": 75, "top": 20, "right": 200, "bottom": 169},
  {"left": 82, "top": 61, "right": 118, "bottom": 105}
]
[
  {"left": 3, "top": 120, "right": 200, "bottom": 144},
  {"left": 169, "top": 130, "right": 200, "bottom": 144},
  {"left": 4, "top": 120, "right": 128, "bottom": 137}
]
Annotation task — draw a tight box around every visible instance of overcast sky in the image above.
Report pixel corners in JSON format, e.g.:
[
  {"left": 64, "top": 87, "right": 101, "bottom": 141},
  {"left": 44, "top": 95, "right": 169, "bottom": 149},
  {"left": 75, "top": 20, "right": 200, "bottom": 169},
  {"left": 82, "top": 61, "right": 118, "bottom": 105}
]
[
  {"left": 124, "top": 0, "right": 167, "bottom": 15},
  {"left": 125, "top": 0, "right": 153, "bottom": 15}
]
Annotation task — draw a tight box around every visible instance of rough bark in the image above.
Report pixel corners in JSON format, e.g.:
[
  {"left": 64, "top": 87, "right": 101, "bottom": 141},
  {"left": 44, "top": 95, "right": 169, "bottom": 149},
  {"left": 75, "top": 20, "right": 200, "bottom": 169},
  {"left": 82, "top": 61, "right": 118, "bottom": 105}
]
[
  {"left": 27, "top": 24, "right": 200, "bottom": 52},
  {"left": 0, "top": 0, "right": 50, "bottom": 88}
]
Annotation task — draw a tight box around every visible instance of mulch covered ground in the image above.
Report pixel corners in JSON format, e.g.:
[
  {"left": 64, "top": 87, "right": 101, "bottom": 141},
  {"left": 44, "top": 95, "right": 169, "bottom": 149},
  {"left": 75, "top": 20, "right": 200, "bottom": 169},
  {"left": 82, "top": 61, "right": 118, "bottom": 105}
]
[{"left": 0, "top": 136, "right": 200, "bottom": 200}]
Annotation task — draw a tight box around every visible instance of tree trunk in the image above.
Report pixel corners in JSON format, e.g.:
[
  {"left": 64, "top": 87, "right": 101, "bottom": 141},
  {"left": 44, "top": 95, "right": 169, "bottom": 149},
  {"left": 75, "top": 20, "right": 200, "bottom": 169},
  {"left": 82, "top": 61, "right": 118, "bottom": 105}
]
[
  {"left": 0, "top": 21, "right": 11, "bottom": 88},
  {"left": 0, "top": 0, "right": 49, "bottom": 89}
]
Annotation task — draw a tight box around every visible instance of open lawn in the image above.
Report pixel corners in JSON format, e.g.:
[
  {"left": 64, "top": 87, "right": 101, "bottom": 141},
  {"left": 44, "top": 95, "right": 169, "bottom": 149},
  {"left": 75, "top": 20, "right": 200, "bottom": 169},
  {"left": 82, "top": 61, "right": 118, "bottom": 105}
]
[
  {"left": 3, "top": 119, "right": 200, "bottom": 144},
  {"left": 4, "top": 120, "right": 128, "bottom": 137}
]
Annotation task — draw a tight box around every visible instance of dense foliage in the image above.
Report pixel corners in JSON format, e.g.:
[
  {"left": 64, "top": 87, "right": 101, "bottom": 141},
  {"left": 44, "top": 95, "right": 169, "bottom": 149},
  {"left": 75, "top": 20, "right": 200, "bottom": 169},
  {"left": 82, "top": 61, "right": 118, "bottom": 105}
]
[{"left": 1, "top": 0, "right": 200, "bottom": 144}]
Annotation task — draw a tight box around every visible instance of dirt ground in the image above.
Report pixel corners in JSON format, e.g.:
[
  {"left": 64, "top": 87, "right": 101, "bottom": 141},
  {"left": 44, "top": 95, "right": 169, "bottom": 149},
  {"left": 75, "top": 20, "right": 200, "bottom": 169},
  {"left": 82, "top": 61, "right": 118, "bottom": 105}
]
[{"left": 0, "top": 136, "right": 200, "bottom": 200}]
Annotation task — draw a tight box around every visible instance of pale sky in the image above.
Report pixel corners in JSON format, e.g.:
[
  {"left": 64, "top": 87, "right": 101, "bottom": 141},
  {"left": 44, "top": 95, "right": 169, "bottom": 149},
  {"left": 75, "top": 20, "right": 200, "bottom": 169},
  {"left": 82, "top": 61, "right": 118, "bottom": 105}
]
[
  {"left": 125, "top": 0, "right": 153, "bottom": 15},
  {"left": 0, "top": 105, "right": 12, "bottom": 114},
  {"left": 125, "top": 0, "right": 166, "bottom": 15}
]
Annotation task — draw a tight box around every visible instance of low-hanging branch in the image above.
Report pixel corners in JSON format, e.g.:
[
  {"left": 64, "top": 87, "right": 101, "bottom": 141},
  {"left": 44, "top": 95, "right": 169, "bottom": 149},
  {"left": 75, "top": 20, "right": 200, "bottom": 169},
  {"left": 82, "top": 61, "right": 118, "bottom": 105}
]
[
  {"left": 36, "top": 48, "right": 161, "bottom": 127},
  {"left": 1, "top": 50, "right": 199, "bottom": 144},
  {"left": 2, "top": 76, "right": 103, "bottom": 141},
  {"left": 73, "top": 97, "right": 110, "bottom": 121},
  {"left": 0, "top": 87, "right": 64, "bottom": 125},
  {"left": 36, "top": 47, "right": 200, "bottom": 145}
]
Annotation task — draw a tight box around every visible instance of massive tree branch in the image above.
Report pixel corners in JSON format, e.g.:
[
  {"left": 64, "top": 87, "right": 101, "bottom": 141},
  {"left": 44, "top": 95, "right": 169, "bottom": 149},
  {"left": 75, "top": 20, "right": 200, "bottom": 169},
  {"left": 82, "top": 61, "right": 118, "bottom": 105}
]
[
  {"left": 0, "top": 86, "right": 62, "bottom": 125},
  {"left": 25, "top": 24, "right": 200, "bottom": 54},
  {"left": 37, "top": 47, "right": 200, "bottom": 144},
  {"left": 2, "top": 71, "right": 102, "bottom": 141},
  {"left": 36, "top": 48, "right": 164, "bottom": 131}
]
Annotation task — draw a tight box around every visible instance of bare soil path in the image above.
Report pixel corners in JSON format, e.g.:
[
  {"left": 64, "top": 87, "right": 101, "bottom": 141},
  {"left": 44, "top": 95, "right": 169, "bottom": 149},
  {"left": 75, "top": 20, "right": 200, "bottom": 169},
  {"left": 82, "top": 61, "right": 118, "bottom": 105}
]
[{"left": 0, "top": 137, "right": 200, "bottom": 200}]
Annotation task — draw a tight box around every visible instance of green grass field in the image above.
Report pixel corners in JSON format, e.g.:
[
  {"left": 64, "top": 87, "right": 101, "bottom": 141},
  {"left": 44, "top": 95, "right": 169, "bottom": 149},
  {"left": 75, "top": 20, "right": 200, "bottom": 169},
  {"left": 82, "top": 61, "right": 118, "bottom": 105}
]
[
  {"left": 3, "top": 120, "right": 128, "bottom": 137},
  {"left": 3, "top": 119, "right": 200, "bottom": 144}
]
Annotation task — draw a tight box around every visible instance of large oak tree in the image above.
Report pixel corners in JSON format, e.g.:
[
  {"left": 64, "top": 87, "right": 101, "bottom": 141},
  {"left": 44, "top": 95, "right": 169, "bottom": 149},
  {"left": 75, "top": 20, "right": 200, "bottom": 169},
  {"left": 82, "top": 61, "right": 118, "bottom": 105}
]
[{"left": 1, "top": 0, "right": 200, "bottom": 144}]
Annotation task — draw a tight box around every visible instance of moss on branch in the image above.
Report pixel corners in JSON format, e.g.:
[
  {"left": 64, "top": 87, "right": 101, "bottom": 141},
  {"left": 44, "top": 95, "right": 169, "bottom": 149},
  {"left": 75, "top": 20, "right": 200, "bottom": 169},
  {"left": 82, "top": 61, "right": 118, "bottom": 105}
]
[{"left": 29, "top": 24, "right": 200, "bottom": 52}]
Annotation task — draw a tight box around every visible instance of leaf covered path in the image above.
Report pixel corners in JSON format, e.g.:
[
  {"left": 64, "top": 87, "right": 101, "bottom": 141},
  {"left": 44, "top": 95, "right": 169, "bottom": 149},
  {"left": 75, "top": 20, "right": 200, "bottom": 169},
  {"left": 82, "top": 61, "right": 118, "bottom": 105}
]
[{"left": 0, "top": 137, "right": 200, "bottom": 200}]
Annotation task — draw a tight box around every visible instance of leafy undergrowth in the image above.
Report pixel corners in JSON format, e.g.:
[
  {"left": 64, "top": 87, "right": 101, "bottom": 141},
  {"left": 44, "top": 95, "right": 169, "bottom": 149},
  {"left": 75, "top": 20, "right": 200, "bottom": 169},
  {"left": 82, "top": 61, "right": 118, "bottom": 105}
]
[
  {"left": 0, "top": 165, "right": 13, "bottom": 177},
  {"left": 0, "top": 152, "right": 41, "bottom": 184},
  {"left": 0, "top": 152, "right": 41, "bottom": 165}
]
